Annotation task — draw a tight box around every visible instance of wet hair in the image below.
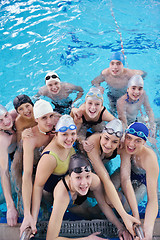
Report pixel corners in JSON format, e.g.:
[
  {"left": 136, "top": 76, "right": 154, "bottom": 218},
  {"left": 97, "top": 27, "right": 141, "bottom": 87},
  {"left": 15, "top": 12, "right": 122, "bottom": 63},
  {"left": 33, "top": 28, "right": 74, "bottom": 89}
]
[
  {"left": 69, "top": 154, "right": 91, "bottom": 175},
  {"left": 13, "top": 94, "right": 34, "bottom": 112}
]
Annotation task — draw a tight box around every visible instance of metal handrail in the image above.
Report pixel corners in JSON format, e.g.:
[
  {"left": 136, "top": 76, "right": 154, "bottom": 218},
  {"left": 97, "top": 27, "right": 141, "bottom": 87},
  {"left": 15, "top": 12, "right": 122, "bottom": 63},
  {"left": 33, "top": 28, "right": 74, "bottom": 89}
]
[
  {"left": 134, "top": 225, "right": 144, "bottom": 240},
  {"left": 20, "top": 227, "right": 32, "bottom": 240}
]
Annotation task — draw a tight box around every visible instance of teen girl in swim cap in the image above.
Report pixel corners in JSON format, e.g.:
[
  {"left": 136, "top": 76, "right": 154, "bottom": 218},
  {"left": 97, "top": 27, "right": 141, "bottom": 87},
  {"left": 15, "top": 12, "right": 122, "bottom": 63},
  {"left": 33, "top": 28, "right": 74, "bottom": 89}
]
[
  {"left": 71, "top": 87, "right": 115, "bottom": 147},
  {"left": 83, "top": 119, "right": 140, "bottom": 237},
  {"left": 20, "top": 115, "right": 77, "bottom": 237},
  {"left": 120, "top": 122, "right": 159, "bottom": 240},
  {"left": 13, "top": 94, "right": 37, "bottom": 142}
]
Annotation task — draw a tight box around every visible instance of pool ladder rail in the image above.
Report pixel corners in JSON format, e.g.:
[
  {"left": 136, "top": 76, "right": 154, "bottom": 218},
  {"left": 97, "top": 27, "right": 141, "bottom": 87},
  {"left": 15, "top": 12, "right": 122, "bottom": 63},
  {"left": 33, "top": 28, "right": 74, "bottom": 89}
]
[
  {"left": 134, "top": 224, "right": 144, "bottom": 239},
  {"left": 20, "top": 227, "right": 32, "bottom": 240}
]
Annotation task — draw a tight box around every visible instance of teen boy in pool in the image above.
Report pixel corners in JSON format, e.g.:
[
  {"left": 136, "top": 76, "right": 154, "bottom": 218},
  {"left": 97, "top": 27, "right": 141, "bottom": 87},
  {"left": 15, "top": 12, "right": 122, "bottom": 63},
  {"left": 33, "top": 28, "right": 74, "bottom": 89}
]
[
  {"left": 0, "top": 104, "right": 18, "bottom": 226},
  {"left": 34, "top": 71, "right": 84, "bottom": 114},
  {"left": 91, "top": 52, "right": 146, "bottom": 114},
  {"left": 120, "top": 122, "right": 159, "bottom": 240}
]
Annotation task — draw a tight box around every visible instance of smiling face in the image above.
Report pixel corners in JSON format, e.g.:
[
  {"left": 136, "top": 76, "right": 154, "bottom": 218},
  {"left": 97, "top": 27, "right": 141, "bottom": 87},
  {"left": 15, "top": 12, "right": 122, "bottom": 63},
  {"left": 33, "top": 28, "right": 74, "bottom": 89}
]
[
  {"left": 0, "top": 112, "right": 13, "bottom": 130},
  {"left": 70, "top": 170, "right": 92, "bottom": 196},
  {"left": 36, "top": 112, "right": 55, "bottom": 133},
  {"left": 46, "top": 80, "right": 61, "bottom": 94},
  {"left": 100, "top": 132, "right": 120, "bottom": 154},
  {"left": 109, "top": 60, "right": 124, "bottom": 76},
  {"left": 127, "top": 86, "right": 144, "bottom": 101},
  {"left": 57, "top": 129, "right": 77, "bottom": 149},
  {"left": 85, "top": 99, "right": 102, "bottom": 119},
  {"left": 17, "top": 103, "right": 34, "bottom": 119},
  {"left": 124, "top": 133, "right": 145, "bottom": 155}
]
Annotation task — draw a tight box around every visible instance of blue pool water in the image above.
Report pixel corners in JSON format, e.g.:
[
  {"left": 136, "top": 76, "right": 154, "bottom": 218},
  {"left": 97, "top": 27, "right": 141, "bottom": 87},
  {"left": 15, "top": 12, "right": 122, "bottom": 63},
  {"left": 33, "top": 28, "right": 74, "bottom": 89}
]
[{"left": 0, "top": 0, "right": 160, "bottom": 213}]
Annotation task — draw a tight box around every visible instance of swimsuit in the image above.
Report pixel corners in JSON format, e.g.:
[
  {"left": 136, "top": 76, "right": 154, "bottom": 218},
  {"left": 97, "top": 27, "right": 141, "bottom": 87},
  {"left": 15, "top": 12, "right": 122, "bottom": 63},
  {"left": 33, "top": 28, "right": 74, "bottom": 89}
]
[
  {"left": 62, "top": 176, "right": 90, "bottom": 209},
  {"left": 131, "top": 157, "right": 146, "bottom": 186},
  {"left": 42, "top": 148, "right": 75, "bottom": 192}
]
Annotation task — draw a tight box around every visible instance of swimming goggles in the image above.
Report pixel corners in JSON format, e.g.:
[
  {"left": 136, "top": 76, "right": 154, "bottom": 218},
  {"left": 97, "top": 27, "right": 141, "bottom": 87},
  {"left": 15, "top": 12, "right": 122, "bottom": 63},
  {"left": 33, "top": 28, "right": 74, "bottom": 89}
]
[
  {"left": 103, "top": 127, "right": 123, "bottom": 138},
  {"left": 71, "top": 165, "right": 91, "bottom": 174},
  {"left": 125, "top": 128, "right": 147, "bottom": 140},
  {"left": 45, "top": 74, "right": 60, "bottom": 81},
  {"left": 58, "top": 124, "right": 77, "bottom": 132},
  {"left": 86, "top": 92, "right": 103, "bottom": 100}
]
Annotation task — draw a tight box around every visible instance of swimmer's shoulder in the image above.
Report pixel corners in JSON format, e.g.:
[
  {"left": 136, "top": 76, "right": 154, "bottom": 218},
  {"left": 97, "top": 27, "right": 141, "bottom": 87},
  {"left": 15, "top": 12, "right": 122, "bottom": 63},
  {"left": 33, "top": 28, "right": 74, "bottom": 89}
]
[
  {"left": 102, "top": 68, "right": 110, "bottom": 76},
  {"left": 38, "top": 85, "right": 48, "bottom": 95}
]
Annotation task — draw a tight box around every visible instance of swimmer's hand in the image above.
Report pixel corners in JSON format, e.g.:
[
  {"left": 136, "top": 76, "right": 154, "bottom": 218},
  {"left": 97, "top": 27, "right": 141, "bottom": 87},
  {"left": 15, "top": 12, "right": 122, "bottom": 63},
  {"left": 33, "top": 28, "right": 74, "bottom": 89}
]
[
  {"left": 97, "top": 86, "right": 104, "bottom": 94},
  {"left": 86, "top": 232, "right": 109, "bottom": 239},
  {"left": 7, "top": 205, "right": 18, "bottom": 227},
  {"left": 22, "top": 128, "right": 34, "bottom": 139},
  {"left": 71, "top": 108, "right": 83, "bottom": 121},
  {"left": 82, "top": 140, "right": 94, "bottom": 152},
  {"left": 118, "top": 228, "right": 133, "bottom": 240},
  {"left": 20, "top": 214, "right": 37, "bottom": 237},
  {"left": 122, "top": 214, "right": 141, "bottom": 237}
]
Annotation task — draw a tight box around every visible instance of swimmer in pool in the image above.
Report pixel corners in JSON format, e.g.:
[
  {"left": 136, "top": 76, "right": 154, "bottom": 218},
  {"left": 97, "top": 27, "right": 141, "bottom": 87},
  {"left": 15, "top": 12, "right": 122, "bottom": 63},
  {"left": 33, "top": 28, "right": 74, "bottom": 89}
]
[
  {"left": 0, "top": 104, "right": 18, "bottom": 226},
  {"left": 20, "top": 99, "right": 60, "bottom": 235},
  {"left": 116, "top": 75, "right": 155, "bottom": 136},
  {"left": 34, "top": 71, "right": 84, "bottom": 114},
  {"left": 70, "top": 87, "right": 115, "bottom": 146},
  {"left": 20, "top": 115, "right": 77, "bottom": 237},
  {"left": 27, "top": 154, "right": 133, "bottom": 240},
  {"left": 13, "top": 94, "right": 37, "bottom": 143},
  {"left": 82, "top": 119, "right": 140, "bottom": 236},
  {"left": 120, "top": 122, "right": 159, "bottom": 240},
  {"left": 91, "top": 52, "right": 146, "bottom": 115}
]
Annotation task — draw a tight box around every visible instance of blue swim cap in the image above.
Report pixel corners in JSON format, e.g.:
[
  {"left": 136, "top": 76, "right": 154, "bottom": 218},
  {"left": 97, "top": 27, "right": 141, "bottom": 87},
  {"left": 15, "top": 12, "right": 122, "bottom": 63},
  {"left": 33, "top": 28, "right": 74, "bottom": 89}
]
[
  {"left": 125, "top": 122, "right": 149, "bottom": 141},
  {"left": 110, "top": 52, "right": 125, "bottom": 66}
]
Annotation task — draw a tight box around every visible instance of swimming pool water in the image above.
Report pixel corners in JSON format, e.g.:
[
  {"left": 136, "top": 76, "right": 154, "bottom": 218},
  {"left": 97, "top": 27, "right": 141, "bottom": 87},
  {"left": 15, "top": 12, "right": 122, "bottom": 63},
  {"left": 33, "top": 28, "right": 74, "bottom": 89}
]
[{"left": 0, "top": 0, "right": 160, "bottom": 207}]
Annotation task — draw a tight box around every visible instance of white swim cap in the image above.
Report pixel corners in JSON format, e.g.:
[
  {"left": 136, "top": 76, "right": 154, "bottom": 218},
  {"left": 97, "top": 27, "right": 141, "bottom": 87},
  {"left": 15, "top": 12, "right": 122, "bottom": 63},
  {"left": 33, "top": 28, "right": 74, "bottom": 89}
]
[
  {"left": 85, "top": 87, "right": 103, "bottom": 102},
  {"left": 103, "top": 118, "right": 123, "bottom": 138},
  {"left": 55, "top": 114, "right": 77, "bottom": 132},
  {"left": 0, "top": 104, "right": 7, "bottom": 117},
  {"left": 128, "top": 75, "right": 144, "bottom": 88},
  {"left": 45, "top": 71, "right": 60, "bottom": 85},
  {"left": 33, "top": 99, "right": 53, "bottom": 119}
]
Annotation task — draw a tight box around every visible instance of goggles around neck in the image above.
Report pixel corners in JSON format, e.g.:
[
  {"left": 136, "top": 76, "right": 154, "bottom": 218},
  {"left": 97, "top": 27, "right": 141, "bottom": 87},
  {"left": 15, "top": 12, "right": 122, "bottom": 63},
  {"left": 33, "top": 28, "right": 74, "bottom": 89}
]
[
  {"left": 45, "top": 74, "right": 60, "bottom": 81},
  {"left": 71, "top": 165, "right": 91, "bottom": 174},
  {"left": 103, "top": 127, "right": 123, "bottom": 138},
  {"left": 125, "top": 128, "right": 147, "bottom": 140},
  {"left": 86, "top": 92, "right": 103, "bottom": 101},
  {"left": 58, "top": 124, "right": 77, "bottom": 132}
]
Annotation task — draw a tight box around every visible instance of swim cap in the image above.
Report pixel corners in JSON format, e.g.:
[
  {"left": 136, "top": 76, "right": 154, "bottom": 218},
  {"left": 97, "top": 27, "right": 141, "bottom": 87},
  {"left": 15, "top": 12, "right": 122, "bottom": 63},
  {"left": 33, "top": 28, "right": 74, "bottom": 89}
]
[
  {"left": 13, "top": 94, "right": 34, "bottom": 111},
  {"left": 110, "top": 52, "right": 125, "bottom": 66},
  {"left": 69, "top": 154, "right": 91, "bottom": 175},
  {"left": 55, "top": 114, "right": 76, "bottom": 132},
  {"left": 125, "top": 122, "right": 149, "bottom": 141},
  {"left": 128, "top": 75, "right": 144, "bottom": 88},
  {"left": 85, "top": 87, "right": 103, "bottom": 102},
  {"left": 45, "top": 71, "right": 60, "bottom": 85},
  {"left": 103, "top": 118, "right": 123, "bottom": 138},
  {"left": 33, "top": 99, "right": 53, "bottom": 119},
  {"left": 0, "top": 104, "right": 7, "bottom": 117}
]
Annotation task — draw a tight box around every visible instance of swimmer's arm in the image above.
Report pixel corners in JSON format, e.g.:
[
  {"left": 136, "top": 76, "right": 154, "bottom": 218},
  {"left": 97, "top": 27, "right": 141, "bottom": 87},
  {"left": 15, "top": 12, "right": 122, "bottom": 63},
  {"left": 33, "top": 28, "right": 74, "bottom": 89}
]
[
  {"left": 33, "top": 86, "right": 47, "bottom": 101},
  {"left": 92, "top": 174, "right": 126, "bottom": 233},
  {"left": 0, "top": 137, "right": 17, "bottom": 224},
  {"left": 22, "top": 138, "right": 36, "bottom": 216},
  {"left": 116, "top": 96, "right": 128, "bottom": 129},
  {"left": 91, "top": 73, "right": 105, "bottom": 87},
  {"left": 32, "top": 154, "right": 57, "bottom": 223},
  {"left": 143, "top": 154, "right": 159, "bottom": 239},
  {"left": 120, "top": 151, "right": 139, "bottom": 220},
  {"left": 70, "top": 84, "right": 84, "bottom": 103},
  {"left": 127, "top": 69, "right": 147, "bottom": 78}
]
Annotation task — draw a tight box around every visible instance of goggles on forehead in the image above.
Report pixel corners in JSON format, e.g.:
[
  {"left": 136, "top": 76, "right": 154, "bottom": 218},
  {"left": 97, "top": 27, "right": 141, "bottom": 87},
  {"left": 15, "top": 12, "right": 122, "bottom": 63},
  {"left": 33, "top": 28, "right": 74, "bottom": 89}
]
[
  {"left": 125, "top": 128, "right": 147, "bottom": 140},
  {"left": 58, "top": 124, "right": 77, "bottom": 132},
  {"left": 103, "top": 127, "right": 122, "bottom": 138},
  {"left": 71, "top": 166, "right": 91, "bottom": 174},
  {"left": 86, "top": 92, "right": 103, "bottom": 100},
  {"left": 45, "top": 74, "right": 60, "bottom": 81}
]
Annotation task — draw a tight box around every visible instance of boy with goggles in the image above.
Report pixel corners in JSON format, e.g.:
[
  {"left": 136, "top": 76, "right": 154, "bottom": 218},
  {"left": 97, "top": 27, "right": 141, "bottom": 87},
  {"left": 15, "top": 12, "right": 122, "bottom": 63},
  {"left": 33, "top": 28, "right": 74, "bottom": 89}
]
[
  {"left": 120, "top": 122, "right": 159, "bottom": 239},
  {"left": 91, "top": 52, "right": 146, "bottom": 115},
  {"left": 27, "top": 154, "right": 134, "bottom": 240},
  {"left": 34, "top": 71, "right": 84, "bottom": 114}
]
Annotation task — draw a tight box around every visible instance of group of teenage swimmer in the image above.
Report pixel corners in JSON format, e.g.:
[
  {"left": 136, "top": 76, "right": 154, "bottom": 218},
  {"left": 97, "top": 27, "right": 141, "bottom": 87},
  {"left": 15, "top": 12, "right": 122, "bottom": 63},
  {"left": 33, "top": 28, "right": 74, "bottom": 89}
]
[{"left": 0, "top": 52, "right": 159, "bottom": 240}]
